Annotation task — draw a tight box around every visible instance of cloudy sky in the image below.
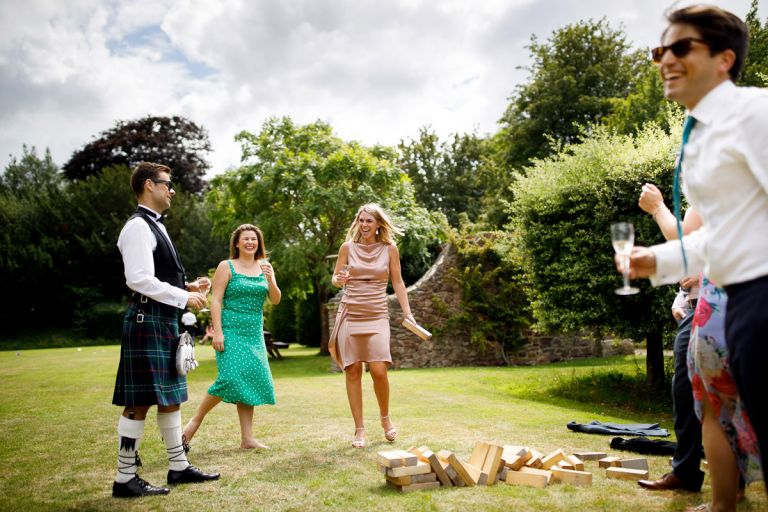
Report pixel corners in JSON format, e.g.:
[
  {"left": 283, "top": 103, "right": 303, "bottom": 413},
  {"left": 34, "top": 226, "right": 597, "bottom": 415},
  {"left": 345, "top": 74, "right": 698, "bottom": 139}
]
[{"left": 0, "top": 0, "right": 759, "bottom": 175}]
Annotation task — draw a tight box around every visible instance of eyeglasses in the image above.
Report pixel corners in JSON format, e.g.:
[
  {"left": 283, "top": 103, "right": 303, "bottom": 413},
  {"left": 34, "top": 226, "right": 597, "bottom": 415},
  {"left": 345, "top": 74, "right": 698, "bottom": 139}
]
[
  {"left": 651, "top": 37, "right": 708, "bottom": 63},
  {"left": 151, "top": 179, "right": 174, "bottom": 190}
]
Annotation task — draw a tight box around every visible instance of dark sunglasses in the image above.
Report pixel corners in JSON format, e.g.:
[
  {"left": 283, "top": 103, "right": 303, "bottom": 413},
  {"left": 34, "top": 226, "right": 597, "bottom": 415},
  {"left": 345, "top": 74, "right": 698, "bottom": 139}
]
[
  {"left": 151, "top": 178, "right": 174, "bottom": 190},
  {"left": 651, "top": 37, "right": 708, "bottom": 63}
]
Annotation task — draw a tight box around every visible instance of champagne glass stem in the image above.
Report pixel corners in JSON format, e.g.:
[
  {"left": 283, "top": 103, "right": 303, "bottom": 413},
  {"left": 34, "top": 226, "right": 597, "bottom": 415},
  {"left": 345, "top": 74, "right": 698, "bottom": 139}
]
[{"left": 622, "top": 255, "right": 631, "bottom": 290}]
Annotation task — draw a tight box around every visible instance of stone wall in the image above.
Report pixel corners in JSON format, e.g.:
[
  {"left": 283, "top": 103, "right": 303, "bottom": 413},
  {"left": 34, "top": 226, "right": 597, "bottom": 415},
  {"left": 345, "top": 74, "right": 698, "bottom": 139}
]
[{"left": 325, "top": 244, "right": 633, "bottom": 370}]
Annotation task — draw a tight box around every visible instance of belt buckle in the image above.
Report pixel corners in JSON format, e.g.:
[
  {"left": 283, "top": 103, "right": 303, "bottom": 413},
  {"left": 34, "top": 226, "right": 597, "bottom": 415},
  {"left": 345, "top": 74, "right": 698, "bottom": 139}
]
[
  {"left": 140, "top": 295, "right": 148, "bottom": 304},
  {"left": 137, "top": 313, "right": 144, "bottom": 323}
]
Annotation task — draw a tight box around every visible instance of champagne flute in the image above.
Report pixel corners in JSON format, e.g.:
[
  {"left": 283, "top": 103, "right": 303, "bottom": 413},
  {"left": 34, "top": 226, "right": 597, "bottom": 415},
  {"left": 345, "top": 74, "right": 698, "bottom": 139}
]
[
  {"left": 611, "top": 222, "right": 640, "bottom": 295},
  {"left": 196, "top": 276, "right": 211, "bottom": 312},
  {"left": 339, "top": 264, "right": 351, "bottom": 293}
]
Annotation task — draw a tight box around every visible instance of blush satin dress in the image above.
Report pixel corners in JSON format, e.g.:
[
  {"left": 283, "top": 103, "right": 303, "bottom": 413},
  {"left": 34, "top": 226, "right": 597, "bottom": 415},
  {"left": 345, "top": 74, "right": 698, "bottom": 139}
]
[{"left": 329, "top": 242, "right": 392, "bottom": 369}]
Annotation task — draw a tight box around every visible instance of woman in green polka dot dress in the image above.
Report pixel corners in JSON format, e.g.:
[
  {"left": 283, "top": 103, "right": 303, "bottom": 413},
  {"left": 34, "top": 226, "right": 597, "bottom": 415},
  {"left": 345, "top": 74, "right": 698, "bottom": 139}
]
[{"left": 183, "top": 224, "right": 281, "bottom": 449}]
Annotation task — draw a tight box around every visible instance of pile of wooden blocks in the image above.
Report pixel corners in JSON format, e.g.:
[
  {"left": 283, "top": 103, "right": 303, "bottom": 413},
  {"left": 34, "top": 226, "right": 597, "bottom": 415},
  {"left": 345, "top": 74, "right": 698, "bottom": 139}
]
[{"left": 377, "top": 444, "right": 650, "bottom": 492}]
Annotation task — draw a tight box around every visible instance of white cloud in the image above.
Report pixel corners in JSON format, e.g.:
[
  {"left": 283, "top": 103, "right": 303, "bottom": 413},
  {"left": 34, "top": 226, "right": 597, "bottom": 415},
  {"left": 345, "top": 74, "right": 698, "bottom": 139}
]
[{"left": 0, "top": 0, "right": 759, "bottom": 173}]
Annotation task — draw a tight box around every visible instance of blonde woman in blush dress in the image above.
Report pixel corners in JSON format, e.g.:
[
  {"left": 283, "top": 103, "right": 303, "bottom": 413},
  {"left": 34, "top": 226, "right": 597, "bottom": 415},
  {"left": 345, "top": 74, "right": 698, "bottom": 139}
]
[{"left": 329, "top": 203, "right": 418, "bottom": 448}]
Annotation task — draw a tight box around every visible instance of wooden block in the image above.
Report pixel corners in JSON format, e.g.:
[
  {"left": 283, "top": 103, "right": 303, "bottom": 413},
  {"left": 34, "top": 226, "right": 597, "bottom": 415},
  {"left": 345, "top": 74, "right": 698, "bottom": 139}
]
[
  {"left": 541, "top": 449, "right": 567, "bottom": 470},
  {"left": 498, "top": 466, "right": 508, "bottom": 482},
  {"left": 481, "top": 444, "right": 504, "bottom": 486},
  {"left": 506, "top": 468, "right": 549, "bottom": 488},
  {"left": 386, "top": 480, "right": 441, "bottom": 493},
  {"left": 557, "top": 460, "right": 575, "bottom": 470},
  {"left": 551, "top": 467, "right": 592, "bottom": 487},
  {"left": 386, "top": 472, "right": 438, "bottom": 486},
  {"left": 502, "top": 445, "right": 529, "bottom": 465},
  {"left": 567, "top": 454, "right": 584, "bottom": 471},
  {"left": 618, "top": 458, "right": 649, "bottom": 471},
  {"left": 410, "top": 446, "right": 453, "bottom": 487},
  {"left": 437, "top": 450, "right": 475, "bottom": 487},
  {"left": 598, "top": 456, "right": 621, "bottom": 468},
  {"left": 606, "top": 467, "right": 649, "bottom": 481},
  {"left": 377, "top": 449, "right": 418, "bottom": 468},
  {"left": 462, "top": 461, "right": 487, "bottom": 485},
  {"left": 525, "top": 449, "right": 543, "bottom": 468},
  {"left": 573, "top": 451, "right": 608, "bottom": 461},
  {"left": 469, "top": 442, "right": 491, "bottom": 469},
  {"left": 518, "top": 466, "right": 552, "bottom": 482},
  {"left": 386, "top": 460, "right": 432, "bottom": 478}
]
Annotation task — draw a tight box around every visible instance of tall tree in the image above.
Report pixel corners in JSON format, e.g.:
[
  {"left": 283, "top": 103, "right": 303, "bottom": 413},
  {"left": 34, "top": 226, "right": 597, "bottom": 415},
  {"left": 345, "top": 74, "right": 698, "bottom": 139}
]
[
  {"left": 499, "top": 19, "right": 645, "bottom": 170},
  {"left": 742, "top": 0, "right": 768, "bottom": 87},
  {"left": 397, "top": 128, "right": 496, "bottom": 227},
  {"left": 63, "top": 116, "right": 211, "bottom": 193},
  {"left": 209, "top": 117, "right": 446, "bottom": 350}
]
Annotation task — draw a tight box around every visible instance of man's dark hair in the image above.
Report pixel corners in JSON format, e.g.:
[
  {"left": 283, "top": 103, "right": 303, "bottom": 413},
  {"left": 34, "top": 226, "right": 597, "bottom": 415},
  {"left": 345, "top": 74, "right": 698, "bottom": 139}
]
[
  {"left": 130, "top": 162, "right": 172, "bottom": 197},
  {"left": 665, "top": 4, "right": 749, "bottom": 81}
]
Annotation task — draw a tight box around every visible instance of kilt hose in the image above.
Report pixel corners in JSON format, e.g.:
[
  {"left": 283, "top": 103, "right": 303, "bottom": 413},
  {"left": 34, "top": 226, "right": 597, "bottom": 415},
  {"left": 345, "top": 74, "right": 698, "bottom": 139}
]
[{"left": 112, "top": 299, "right": 188, "bottom": 407}]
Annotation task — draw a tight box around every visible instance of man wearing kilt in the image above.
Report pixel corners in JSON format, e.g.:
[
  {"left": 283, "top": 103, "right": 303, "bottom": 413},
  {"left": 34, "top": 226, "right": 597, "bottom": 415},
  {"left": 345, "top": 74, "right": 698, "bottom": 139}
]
[{"left": 112, "top": 162, "right": 220, "bottom": 498}]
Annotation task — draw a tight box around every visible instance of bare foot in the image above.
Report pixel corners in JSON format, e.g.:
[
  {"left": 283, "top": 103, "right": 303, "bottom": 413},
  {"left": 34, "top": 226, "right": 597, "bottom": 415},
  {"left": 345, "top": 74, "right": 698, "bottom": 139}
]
[{"left": 241, "top": 439, "right": 269, "bottom": 450}]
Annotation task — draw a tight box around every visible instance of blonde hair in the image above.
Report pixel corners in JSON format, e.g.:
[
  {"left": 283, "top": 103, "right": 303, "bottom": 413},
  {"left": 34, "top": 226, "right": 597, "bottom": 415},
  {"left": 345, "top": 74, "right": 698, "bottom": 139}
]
[
  {"left": 229, "top": 224, "right": 266, "bottom": 260},
  {"left": 345, "top": 203, "right": 403, "bottom": 245}
]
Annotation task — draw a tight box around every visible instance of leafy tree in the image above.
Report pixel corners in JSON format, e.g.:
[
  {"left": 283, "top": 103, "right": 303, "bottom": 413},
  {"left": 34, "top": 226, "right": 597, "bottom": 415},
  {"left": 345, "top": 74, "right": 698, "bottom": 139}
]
[
  {"left": 62, "top": 116, "right": 211, "bottom": 193},
  {"left": 209, "top": 117, "right": 447, "bottom": 351},
  {"left": 509, "top": 120, "right": 683, "bottom": 389},
  {"left": 742, "top": 0, "right": 768, "bottom": 87},
  {"left": 499, "top": 19, "right": 645, "bottom": 170}
]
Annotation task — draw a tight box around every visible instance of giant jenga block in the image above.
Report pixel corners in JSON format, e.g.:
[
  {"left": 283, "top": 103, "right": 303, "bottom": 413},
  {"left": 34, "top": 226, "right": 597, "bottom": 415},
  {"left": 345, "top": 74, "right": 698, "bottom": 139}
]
[
  {"left": 386, "top": 472, "right": 437, "bottom": 487},
  {"left": 437, "top": 450, "right": 475, "bottom": 487},
  {"left": 467, "top": 442, "right": 491, "bottom": 485},
  {"left": 566, "top": 454, "right": 584, "bottom": 471},
  {"left": 409, "top": 446, "right": 453, "bottom": 487},
  {"left": 598, "top": 456, "right": 621, "bottom": 468},
  {"left": 481, "top": 444, "right": 504, "bottom": 486},
  {"left": 618, "top": 458, "right": 649, "bottom": 471},
  {"left": 502, "top": 446, "right": 531, "bottom": 471},
  {"left": 377, "top": 450, "right": 418, "bottom": 468},
  {"left": 573, "top": 451, "right": 607, "bottom": 461},
  {"left": 541, "top": 449, "right": 567, "bottom": 470},
  {"left": 506, "top": 467, "right": 551, "bottom": 488},
  {"left": 386, "top": 480, "right": 441, "bottom": 493},
  {"left": 525, "top": 449, "right": 544, "bottom": 468},
  {"left": 551, "top": 467, "right": 592, "bottom": 487},
  {"left": 606, "top": 467, "right": 649, "bottom": 481},
  {"left": 462, "top": 461, "right": 487, "bottom": 485},
  {"left": 384, "top": 460, "right": 432, "bottom": 478},
  {"left": 557, "top": 460, "right": 575, "bottom": 470},
  {"left": 438, "top": 459, "right": 464, "bottom": 487}
]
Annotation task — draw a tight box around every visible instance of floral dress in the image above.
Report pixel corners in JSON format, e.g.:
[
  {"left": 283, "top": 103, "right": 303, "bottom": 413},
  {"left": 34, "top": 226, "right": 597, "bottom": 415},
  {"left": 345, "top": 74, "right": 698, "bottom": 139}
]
[{"left": 687, "top": 275, "right": 762, "bottom": 483}]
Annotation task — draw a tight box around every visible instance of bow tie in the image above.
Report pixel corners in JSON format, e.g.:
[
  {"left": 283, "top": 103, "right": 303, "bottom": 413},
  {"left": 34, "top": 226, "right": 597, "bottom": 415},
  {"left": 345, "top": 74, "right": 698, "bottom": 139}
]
[{"left": 156, "top": 214, "right": 165, "bottom": 224}]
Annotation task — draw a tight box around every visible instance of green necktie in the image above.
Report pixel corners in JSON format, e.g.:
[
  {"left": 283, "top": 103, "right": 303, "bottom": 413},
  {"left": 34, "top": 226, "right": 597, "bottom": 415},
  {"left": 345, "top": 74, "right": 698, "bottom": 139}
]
[{"left": 672, "top": 115, "right": 697, "bottom": 275}]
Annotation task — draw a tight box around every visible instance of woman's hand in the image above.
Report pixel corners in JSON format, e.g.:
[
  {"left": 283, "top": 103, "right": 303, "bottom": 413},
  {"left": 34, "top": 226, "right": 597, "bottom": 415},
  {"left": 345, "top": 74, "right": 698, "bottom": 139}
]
[
  {"left": 212, "top": 333, "right": 225, "bottom": 352},
  {"left": 638, "top": 183, "right": 665, "bottom": 215},
  {"left": 404, "top": 312, "right": 416, "bottom": 324},
  {"left": 260, "top": 261, "right": 275, "bottom": 283}
]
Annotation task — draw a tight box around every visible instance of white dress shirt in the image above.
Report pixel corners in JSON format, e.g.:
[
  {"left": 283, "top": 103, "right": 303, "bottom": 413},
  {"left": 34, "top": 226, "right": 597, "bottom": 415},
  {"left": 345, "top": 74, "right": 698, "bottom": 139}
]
[
  {"left": 651, "top": 81, "right": 768, "bottom": 287},
  {"left": 117, "top": 205, "right": 189, "bottom": 309}
]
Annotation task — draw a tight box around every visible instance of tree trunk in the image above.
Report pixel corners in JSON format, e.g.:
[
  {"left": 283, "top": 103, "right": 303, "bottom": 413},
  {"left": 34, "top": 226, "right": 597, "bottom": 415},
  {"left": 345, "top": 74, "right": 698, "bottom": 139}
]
[
  {"left": 318, "top": 283, "right": 330, "bottom": 355},
  {"left": 645, "top": 330, "right": 665, "bottom": 390}
]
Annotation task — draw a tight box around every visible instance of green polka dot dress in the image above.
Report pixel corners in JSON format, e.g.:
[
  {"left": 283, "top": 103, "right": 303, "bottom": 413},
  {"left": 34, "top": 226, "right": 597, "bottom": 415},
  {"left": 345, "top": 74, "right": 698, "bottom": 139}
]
[{"left": 208, "top": 260, "right": 275, "bottom": 406}]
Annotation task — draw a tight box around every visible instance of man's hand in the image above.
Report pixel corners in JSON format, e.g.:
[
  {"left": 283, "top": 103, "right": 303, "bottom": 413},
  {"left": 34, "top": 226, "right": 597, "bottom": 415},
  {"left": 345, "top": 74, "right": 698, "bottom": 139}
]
[
  {"left": 186, "top": 291, "right": 207, "bottom": 310},
  {"left": 680, "top": 275, "right": 699, "bottom": 289},
  {"left": 616, "top": 247, "right": 657, "bottom": 279}
]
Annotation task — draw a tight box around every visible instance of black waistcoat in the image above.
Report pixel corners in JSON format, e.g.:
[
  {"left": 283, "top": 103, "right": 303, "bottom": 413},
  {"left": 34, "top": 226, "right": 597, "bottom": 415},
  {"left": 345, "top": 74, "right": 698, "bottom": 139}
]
[{"left": 129, "top": 207, "right": 186, "bottom": 291}]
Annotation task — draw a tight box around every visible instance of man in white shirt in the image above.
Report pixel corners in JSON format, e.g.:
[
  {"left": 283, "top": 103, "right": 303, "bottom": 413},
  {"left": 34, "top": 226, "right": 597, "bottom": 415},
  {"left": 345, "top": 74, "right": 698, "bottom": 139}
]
[
  {"left": 111, "top": 162, "right": 219, "bottom": 497},
  {"left": 625, "top": 5, "right": 768, "bottom": 492}
]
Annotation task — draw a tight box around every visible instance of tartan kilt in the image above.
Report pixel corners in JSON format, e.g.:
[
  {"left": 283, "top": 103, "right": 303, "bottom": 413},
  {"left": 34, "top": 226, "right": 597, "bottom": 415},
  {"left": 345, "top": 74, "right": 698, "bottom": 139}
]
[{"left": 112, "top": 300, "right": 188, "bottom": 406}]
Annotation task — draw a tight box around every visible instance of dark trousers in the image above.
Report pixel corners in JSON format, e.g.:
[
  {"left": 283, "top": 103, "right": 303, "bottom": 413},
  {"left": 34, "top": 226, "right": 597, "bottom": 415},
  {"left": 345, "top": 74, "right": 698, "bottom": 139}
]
[
  {"left": 670, "top": 311, "right": 704, "bottom": 490},
  {"left": 725, "top": 275, "right": 768, "bottom": 486}
]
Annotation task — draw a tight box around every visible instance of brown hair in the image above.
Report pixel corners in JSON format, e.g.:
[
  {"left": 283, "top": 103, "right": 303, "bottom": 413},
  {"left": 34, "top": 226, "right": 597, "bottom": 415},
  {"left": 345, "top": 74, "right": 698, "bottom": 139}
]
[
  {"left": 130, "top": 162, "right": 172, "bottom": 197},
  {"left": 229, "top": 224, "right": 266, "bottom": 260},
  {"left": 665, "top": 4, "right": 749, "bottom": 80},
  {"left": 344, "top": 203, "right": 403, "bottom": 245}
]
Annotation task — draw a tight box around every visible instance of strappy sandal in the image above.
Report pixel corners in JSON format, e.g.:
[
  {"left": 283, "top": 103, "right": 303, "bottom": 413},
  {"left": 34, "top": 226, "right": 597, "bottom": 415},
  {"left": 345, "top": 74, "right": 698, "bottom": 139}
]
[
  {"left": 352, "top": 427, "right": 366, "bottom": 448},
  {"left": 381, "top": 415, "right": 397, "bottom": 442}
]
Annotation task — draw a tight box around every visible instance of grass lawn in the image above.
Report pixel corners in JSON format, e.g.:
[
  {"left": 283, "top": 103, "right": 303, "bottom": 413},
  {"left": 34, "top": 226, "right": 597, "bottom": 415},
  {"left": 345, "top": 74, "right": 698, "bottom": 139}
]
[{"left": 0, "top": 344, "right": 764, "bottom": 511}]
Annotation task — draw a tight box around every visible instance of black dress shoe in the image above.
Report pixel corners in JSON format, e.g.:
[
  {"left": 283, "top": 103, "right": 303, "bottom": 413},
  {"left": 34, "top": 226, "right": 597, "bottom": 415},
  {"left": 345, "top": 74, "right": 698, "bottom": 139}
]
[
  {"left": 167, "top": 465, "right": 220, "bottom": 485},
  {"left": 112, "top": 476, "right": 170, "bottom": 497}
]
